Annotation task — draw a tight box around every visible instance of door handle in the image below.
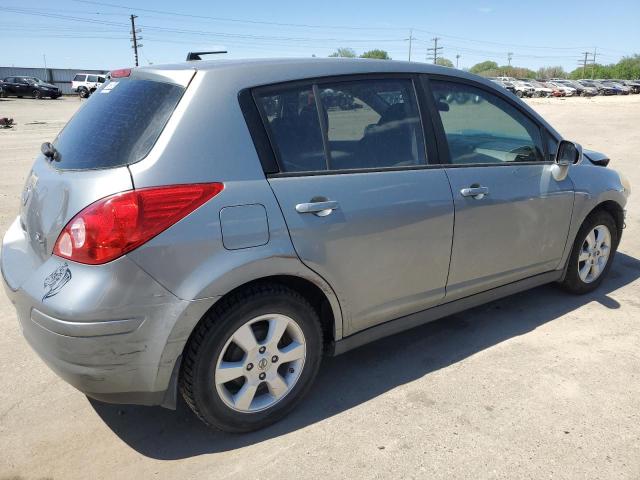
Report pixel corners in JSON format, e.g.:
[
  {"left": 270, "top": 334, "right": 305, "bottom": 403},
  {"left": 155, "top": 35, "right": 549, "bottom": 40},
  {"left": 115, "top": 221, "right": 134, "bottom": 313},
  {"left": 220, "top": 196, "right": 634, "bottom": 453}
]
[
  {"left": 295, "top": 200, "right": 339, "bottom": 217},
  {"left": 460, "top": 186, "right": 489, "bottom": 199}
]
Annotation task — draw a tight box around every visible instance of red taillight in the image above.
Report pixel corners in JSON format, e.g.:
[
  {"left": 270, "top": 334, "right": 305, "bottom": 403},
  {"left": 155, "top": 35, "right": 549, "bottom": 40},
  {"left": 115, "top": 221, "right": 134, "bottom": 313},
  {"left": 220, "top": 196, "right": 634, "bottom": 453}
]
[
  {"left": 110, "top": 68, "right": 131, "bottom": 78},
  {"left": 53, "top": 183, "right": 224, "bottom": 265}
]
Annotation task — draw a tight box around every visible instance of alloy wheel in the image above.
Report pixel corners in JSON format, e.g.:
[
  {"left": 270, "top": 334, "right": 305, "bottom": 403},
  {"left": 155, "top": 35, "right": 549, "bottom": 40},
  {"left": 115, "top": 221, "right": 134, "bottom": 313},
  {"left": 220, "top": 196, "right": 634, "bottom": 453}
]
[
  {"left": 214, "top": 313, "right": 306, "bottom": 413},
  {"left": 578, "top": 225, "right": 612, "bottom": 283}
]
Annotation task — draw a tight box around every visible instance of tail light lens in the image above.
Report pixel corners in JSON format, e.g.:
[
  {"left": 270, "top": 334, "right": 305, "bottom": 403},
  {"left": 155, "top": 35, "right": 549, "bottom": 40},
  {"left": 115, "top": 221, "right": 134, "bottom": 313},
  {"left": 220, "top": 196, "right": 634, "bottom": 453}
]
[{"left": 53, "top": 183, "right": 224, "bottom": 265}]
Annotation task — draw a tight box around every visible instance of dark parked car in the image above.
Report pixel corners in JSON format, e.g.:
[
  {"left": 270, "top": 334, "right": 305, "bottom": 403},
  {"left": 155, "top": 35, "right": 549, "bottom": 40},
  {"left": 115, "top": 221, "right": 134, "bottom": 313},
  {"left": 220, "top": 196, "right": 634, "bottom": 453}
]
[
  {"left": 618, "top": 80, "right": 640, "bottom": 94},
  {"left": 578, "top": 80, "right": 616, "bottom": 96},
  {"left": 1, "top": 76, "right": 61, "bottom": 99}
]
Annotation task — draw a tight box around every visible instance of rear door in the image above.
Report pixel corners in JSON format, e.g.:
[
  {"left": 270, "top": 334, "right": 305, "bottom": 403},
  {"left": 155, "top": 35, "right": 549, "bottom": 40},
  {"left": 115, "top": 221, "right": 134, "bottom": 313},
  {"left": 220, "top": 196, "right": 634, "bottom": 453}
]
[
  {"left": 255, "top": 76, "right": 454, "bottom": 334},
  {"left": 425, "top": 77, "right": 574, "bottom": 300}
]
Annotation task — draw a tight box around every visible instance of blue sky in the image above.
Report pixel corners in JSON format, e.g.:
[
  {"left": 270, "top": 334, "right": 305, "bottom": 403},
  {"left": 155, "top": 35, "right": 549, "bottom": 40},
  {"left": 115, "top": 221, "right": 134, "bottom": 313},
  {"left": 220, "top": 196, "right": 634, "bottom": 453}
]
[{"left": 1, "top": 0, "right": 638, "bottom": 72}]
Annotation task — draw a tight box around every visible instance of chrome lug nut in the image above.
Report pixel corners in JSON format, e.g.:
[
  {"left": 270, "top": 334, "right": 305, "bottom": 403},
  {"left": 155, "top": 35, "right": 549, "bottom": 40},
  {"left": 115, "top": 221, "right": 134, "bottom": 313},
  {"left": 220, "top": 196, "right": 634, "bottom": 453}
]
[
  {"left": 259, "top": 346, "right": 266, "bottom": 354},
  {"left": 246, "top": 363, "right": 254, "bottom": 371},
  {"left": 272, "top": 355, "right": 279, "bottom": 363},
  {"left": 259, "top": 372, "right": 266, "bottom": 380}
]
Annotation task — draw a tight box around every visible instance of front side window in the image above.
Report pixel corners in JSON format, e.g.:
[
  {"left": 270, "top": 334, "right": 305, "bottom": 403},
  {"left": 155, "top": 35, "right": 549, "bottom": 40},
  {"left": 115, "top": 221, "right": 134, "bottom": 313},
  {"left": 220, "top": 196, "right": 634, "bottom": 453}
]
[
  {"left": 256, "top": 77, "right": 426, "bottom": 173},
  {"left": 430, "top": 80, "right": 544, "bottom": 165}
]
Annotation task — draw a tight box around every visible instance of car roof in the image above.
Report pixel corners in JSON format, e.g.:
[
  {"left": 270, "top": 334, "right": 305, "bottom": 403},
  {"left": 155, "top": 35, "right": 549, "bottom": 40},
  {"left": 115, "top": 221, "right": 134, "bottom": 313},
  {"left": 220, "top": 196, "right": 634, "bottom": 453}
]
[{"left": 139, "top": 57, "right": 496, "bottom": 89}]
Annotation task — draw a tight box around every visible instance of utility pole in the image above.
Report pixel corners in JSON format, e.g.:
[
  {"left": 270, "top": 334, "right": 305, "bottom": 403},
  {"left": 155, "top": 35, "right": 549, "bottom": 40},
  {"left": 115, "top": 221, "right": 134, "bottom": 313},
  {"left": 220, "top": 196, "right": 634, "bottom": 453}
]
[
  {"left": 130, "top": 14, "right": 141, "bottom": 67},
  {"left": 507, "top": 52, "right": 513, "bottom": 66},
  {"left": 455, "top": 54, "right": 461, "bottom": 69},
  {"left": 591, "top": 47, "right": 597, "bottom": 79},
  {"left": 405, "top": 29, "right": 416, "bottom": 62},
  {"left": 580, "top": 51, "right": 590, "bottom": 78},
  {"left": 427, "top": 37, "right": 442, "bottom": 64}
]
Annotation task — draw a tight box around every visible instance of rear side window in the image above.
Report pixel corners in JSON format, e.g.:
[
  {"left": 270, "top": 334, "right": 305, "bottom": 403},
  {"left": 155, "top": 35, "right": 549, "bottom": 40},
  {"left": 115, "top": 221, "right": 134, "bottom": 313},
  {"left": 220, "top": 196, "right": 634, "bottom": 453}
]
[
  {"left": 73, "top": 74, "right": 86, "bottom": 82},
  {"left": 255, "top": 77, "right": 426, "bottom": 173},
  {"left": 53, "top": 79, "right": 184, "bottom": 170},
  {"left": 257, "top": 86, "right": 326, "bottom": 172},
  {"left": 87, "top": 75, "right": 98, "bottom": 82}
]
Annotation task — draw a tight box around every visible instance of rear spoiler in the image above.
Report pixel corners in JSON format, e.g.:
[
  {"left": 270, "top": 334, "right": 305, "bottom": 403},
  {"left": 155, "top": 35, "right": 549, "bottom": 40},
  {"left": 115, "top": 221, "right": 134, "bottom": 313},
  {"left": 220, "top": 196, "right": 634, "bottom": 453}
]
[{"left": 186, "top": 51, "right": 228, "bottom": 61}]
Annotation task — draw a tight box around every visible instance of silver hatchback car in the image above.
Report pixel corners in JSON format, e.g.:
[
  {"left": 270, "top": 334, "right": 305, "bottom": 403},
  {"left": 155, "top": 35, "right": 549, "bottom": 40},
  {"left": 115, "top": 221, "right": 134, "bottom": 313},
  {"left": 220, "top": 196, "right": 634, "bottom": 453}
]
[{"left": 1, "top": 59, "right": 630, "bottom": 432}]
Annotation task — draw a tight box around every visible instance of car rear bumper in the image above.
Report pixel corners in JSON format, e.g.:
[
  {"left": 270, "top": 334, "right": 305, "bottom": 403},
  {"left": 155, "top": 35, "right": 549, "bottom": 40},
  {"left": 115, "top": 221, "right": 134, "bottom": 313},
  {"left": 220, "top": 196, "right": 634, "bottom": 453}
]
[{"left": 1, "top": 217, "right": 213, "bottom": 407}]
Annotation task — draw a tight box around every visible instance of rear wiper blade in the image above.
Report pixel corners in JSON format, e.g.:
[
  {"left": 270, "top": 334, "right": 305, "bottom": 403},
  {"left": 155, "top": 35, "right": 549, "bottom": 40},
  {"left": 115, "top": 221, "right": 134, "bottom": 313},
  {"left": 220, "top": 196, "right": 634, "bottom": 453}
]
[{"left": 41, "top": 142, "right": 60, "bottom": 161}]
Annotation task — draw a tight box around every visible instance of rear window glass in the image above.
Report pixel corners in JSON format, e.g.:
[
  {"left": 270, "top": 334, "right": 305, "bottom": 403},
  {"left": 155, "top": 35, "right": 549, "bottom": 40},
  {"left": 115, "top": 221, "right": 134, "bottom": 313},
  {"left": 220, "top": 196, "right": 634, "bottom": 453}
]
[{"left": 53, "top": 79, "right": 184, "bottom": 170}]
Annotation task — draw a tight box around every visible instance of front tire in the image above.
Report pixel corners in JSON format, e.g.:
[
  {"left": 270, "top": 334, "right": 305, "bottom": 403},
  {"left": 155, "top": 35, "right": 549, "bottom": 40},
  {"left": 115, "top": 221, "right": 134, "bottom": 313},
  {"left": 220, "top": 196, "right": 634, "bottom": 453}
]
[
  {"left": 180, "top": 283, "right": 323, "bottom": 432},
  {"left": 560, "top": 210, "right": 618, "bottom": 294},
  {"left": 32, "top": 89, "right": 42, "bottom": 99}
]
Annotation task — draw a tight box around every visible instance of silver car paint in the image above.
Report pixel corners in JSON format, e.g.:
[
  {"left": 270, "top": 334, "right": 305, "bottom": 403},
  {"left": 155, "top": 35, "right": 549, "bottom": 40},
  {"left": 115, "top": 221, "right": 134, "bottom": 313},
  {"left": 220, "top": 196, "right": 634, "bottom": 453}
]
[
  {"left": 0, "top": 58, "right": 629, "bottom": 408},
  {"left": 443, "top": 164, "right": 574, "bottom": 300},
  {"left": 268, "top": 170, "right": 454, "bottom": 335}
]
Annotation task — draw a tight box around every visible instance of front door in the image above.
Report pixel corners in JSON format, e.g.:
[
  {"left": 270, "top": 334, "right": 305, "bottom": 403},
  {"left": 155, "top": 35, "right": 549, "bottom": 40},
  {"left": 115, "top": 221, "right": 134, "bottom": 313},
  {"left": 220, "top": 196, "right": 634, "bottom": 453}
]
[
  {"left": 427, "top": 78, "right": 574, "bottom": 300},
  {"left": 255, "top": 76, "right": 454, "bottom": 334}
]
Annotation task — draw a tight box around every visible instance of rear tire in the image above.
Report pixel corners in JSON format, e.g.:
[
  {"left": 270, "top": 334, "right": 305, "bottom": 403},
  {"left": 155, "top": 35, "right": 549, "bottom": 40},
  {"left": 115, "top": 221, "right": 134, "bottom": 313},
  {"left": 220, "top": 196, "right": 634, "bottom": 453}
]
[
  {"left": 32, "top": 89, "right": 42, "bottom": 99},
  {"left": 78, "top": 88, "right": 89, "bottom": 98},
  {"left": 560, "top": 210, "right": 618, "bottom": 294},
  {"left": 516, "top": 90, "right": 523, "bottom": 98},
  {"left": 180, "top": 283, "right": 323, "bottom": 432}
]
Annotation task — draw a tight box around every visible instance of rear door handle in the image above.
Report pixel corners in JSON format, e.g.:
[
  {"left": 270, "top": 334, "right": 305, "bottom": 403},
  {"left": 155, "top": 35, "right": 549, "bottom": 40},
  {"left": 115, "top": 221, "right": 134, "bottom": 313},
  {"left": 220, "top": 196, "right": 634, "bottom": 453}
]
[
  {"left": 295, "top": 200, "right": 339, "bottom": 217},
  {"left": 460, "top": 186, "right": 489, "bottom": 199}
]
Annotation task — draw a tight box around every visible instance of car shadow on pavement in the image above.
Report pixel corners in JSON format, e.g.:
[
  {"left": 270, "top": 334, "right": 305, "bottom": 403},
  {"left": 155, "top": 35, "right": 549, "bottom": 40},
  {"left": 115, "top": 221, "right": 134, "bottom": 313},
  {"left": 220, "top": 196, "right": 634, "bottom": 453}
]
[{"left": 90, "top": 252, "right": 640, "bottom": 460}]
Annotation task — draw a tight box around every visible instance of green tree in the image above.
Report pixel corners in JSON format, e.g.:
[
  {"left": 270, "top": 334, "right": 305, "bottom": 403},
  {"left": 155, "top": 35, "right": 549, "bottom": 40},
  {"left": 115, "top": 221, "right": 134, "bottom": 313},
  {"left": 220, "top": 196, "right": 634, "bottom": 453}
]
[
  {"left": 536, "top": 66, "right": 567, "bottom": 79},
  {"left": 360, "top": 49, "right": 391, "bottom": 60},
  {"left": 469, "top": 60, "right": 498, "bottom": 74},
  {"left": 435, "top": 57, "right": 454, "bottom": 67},
  {"left": 329, "top": 47, "right": 356, "bottom": 58}
]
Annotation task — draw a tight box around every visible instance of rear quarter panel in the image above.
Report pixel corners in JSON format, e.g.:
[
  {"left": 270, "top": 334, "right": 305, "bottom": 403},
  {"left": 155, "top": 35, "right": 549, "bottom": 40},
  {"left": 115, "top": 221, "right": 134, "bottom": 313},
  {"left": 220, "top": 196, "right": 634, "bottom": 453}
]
[{"left": 127, "top": 69, "right": 344, "bottom": 339}]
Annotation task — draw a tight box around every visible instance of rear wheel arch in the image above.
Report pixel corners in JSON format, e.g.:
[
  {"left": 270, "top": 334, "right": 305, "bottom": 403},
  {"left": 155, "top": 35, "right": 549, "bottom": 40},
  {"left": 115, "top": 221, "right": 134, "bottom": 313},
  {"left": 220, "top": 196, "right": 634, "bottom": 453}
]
[{"left": 192, "top": 275, "right": 338, "bottom": 351}]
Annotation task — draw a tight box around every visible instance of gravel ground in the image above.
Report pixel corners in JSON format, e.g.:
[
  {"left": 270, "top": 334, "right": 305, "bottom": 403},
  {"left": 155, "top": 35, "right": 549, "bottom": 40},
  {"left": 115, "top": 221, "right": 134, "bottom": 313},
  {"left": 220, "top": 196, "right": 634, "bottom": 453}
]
[{"left": 1, "top": 94, "right": 639, "bottom": 480}]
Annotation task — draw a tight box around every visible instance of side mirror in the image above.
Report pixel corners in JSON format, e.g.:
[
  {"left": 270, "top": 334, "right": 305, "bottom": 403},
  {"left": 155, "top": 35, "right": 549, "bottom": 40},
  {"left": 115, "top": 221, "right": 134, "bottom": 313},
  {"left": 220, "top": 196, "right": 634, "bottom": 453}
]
[
  {"left": 435, "top": 100, "right": 449, "bottom": 112},
  {"left": 555, "top": 140, "right": 581, "bottom": 166}
]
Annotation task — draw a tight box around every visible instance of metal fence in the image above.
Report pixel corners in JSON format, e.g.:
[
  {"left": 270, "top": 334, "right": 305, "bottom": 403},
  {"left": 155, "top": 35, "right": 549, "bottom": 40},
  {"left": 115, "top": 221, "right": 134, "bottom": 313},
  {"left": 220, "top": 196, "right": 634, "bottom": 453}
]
[{"left": 0, "top": 67, "right": 108, "bottom": 95}]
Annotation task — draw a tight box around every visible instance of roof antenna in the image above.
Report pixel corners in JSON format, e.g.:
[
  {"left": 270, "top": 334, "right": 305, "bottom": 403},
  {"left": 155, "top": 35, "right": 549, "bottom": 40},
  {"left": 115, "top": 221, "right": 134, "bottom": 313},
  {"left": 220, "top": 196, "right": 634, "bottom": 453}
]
[{"left": 186, "top": 50, "right": 228, "bottom": 61}]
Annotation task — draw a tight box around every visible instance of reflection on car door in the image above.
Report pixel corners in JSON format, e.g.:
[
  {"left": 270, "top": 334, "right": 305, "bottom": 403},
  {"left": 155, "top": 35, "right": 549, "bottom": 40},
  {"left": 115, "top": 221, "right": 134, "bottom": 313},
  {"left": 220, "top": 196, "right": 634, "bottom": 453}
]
[
  {"left": 256, "top": 77, "right": 454, "bottom": 334},
  {"left": 428, "top": 79, "right": 574, "bottom": 300}
]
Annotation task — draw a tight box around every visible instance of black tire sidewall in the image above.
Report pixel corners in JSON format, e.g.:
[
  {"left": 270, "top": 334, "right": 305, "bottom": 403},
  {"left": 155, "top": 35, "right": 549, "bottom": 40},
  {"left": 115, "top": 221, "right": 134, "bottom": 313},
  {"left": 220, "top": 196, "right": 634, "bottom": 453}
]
[
  {"left": 186, "top": 288, "right": 323, "bottom": 432},
  {"left": 563, "top": 211, "right": 618, "bottom": 294}
]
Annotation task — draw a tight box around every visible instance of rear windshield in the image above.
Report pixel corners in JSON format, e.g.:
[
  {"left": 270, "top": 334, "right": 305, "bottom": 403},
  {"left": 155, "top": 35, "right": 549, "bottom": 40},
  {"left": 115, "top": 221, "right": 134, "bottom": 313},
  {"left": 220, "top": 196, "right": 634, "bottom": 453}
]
[{"left": 53, "top": 79, "right": 184, "bottom": 170}]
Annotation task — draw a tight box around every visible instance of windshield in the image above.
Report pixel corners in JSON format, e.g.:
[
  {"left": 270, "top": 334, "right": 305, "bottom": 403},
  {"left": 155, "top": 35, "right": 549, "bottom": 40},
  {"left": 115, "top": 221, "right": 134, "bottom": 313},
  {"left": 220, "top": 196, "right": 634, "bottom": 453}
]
[{"left": 52, "top": 78, "right": 184, "bottom": 170}]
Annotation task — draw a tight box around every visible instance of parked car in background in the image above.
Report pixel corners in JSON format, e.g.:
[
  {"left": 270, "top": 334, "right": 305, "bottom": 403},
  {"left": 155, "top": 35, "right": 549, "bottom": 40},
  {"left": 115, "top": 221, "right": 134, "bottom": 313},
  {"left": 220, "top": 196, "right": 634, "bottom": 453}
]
[
  {"left": 520, "top": 79, "right": 553, "bottom": 97},
  {"left": 511, "top": 80, "right": 535, "bottom": 97},
  {"left": 547, "top": 81, "right": 576, "bottom": 97},
  {"left": 601, "top": 80, "right": 630, "bottom": 95},
  {"left": 553, "top": 80, "right": 588, "bottom": 97},
  {"left": 72, "top": 73, "right": 107, "bottom": 98},
  {"left": 620, "top": 80, "right": 640, "bottom": 94},
  {"left": 0, "top": 81, "right": 5, "bottom": 98},
  {"left": 0, "top": 76, "right": 61, "bottom": 99},
  {"left": 578, "top": 79, "right": 616, "bottom": 96},
  {"left": 1, "top": 60, "right": 630, "bottom": 433},
  {"left": 489, "top": 78, "right": 516, "bottom": 94}
]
